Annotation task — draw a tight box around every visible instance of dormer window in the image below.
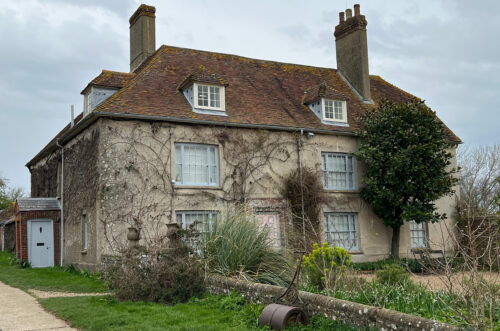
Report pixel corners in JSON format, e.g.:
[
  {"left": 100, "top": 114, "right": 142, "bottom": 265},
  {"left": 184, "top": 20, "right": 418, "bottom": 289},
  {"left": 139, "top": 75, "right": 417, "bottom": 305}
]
[
  {"left": 195, "top": 83, "right": 224, "bottom": 111},
  {"left": 178, "top": 66, "right": 228, "bottom": 116},
  {"left": 304, "top": 83, "right": 349, "bottom": 126},
  {"left": 323, "top": 99, "right": 347, "bottom": 123}
]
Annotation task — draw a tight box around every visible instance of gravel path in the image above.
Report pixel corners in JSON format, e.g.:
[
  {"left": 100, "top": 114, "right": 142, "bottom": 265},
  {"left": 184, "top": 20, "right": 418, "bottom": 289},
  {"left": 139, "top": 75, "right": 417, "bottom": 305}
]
[
  {"left": 0, "top": 281, "right": 75, "bottom": 331},
  {"left": 28, "top": 289, "right": 111, "bottom": 299}
]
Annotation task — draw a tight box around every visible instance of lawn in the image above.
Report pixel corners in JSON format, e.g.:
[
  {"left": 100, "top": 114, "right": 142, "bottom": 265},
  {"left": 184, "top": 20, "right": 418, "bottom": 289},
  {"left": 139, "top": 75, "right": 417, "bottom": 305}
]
[
  {"left": 0, "top": 251, "right": 106, "bottom": 293},
  {"left": 0, "top": 252, "right": 362, "bottom": 330},
  {"left": 41, "top": 294, "right": 367, "bottom": 331},
  {"left": 41, "top": 295, "right": 250, "bottom": 331}
]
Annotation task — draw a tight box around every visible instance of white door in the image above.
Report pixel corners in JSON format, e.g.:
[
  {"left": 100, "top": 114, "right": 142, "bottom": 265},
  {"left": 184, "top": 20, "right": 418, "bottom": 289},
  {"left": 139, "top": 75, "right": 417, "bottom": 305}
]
[{"left": 29, "top": 220, "right": 54, "bottom": 267}]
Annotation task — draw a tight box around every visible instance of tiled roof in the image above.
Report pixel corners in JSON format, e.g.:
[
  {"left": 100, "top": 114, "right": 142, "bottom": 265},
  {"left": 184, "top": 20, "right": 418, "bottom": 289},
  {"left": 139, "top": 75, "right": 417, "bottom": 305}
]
[
  {"left": 178, "top": 65, "right": 228, "bottom": 90},
  {"left": 303, "top": 82, "right": 350, "bottom": 104},
  {"left": 16, "top": 198, "right": 60, "bottom": 211},
  {"left": 81, "top": 70, "right": 135, "bottom": 94},
  {"left": 93, "top": 45, "right": 460, "bottom": 141},
  {"left": 27, "top": 45, "right": 461, "bottom": 166}
]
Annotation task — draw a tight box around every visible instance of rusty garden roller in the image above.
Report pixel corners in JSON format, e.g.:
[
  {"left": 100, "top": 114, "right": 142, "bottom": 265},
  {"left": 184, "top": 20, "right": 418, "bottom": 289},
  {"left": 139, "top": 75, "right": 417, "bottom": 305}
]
[{"left": 258, "top": 303, "right": 309, "bottom": 330}]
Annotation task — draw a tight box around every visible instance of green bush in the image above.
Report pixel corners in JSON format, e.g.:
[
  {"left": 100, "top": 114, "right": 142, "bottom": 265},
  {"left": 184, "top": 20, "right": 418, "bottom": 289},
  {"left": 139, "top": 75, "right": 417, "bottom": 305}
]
[
  {"left": 202, "top": 207, "right": 293, "bottom": 286},
  {"left": 301, "top": 242, "right": 351, "bottom": 290},
  {"left": 9, "top": 255, "right": 30, "bottom": 268},
  {"left": 375, "top": 264, "right": 410, "bottom": 285},
  {"left": 351, "top": 258, "right": 423, "bottom": 273},
  {"left": 107, "top": 245, "right": 204, "bottom": 304}
]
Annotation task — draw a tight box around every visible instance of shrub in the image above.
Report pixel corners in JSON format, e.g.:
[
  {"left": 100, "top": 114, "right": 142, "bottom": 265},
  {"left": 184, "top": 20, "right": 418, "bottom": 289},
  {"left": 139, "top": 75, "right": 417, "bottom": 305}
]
[
  {"left": 281, "top": 167, "right": 330, "bottom": 251},
  {"left": 351, "top": 258, "right": 423, "bottom": 273},
  {"left": 107, "top": 245, "right": 204, "bottom": 304},
  {"left": 202, "top": 207, "right": 293, "bottom": 286},
  {"left": 9, "top": 255, "right": 30, "bottom": 268},
  {"left": 301, "top": 242, "right": 351, "bottom": 290},
  {"left": 375, "top": 264, "right": 410, "bottom": 285}
]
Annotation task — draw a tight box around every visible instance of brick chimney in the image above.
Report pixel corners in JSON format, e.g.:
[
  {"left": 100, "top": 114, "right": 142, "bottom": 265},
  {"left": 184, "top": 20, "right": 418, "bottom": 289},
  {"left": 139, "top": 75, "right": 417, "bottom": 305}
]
[
  {"left": 334, "top": 4, "right": 371, "bottom": 102},
  {"left": 129, "top": 4, "right": 156, "bottom": 72}
]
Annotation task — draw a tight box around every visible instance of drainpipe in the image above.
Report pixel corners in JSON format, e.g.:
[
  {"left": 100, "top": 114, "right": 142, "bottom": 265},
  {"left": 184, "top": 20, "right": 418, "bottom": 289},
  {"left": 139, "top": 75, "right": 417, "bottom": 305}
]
[
  {"left": 56, "top": 139, "right": 64, "bottom": 266},
  {"left": 298, "top": 130, "right": 307, "bottom": 251},
  {"left": 1, "top": 223, "right": 4, "bottom": 251}
]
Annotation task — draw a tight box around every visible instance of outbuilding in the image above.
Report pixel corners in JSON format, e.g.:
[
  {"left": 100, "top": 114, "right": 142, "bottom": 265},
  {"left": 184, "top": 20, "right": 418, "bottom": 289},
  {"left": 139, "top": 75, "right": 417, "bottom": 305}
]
[{"left": 14, "top": 198, "right": 60, "bottom": 267}]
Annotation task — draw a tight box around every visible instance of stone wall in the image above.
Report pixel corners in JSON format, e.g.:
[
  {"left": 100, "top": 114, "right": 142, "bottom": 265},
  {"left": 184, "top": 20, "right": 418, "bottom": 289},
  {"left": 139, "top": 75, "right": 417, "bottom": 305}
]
[{"left": 205, "top": 275, "right": 460, "bottom": 331}]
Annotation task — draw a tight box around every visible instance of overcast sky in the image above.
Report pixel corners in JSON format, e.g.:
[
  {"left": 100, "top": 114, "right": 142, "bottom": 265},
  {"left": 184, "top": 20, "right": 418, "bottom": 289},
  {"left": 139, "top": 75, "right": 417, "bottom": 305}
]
[{"left": 0, "top": 0, "right": 499, "bottom": 193}]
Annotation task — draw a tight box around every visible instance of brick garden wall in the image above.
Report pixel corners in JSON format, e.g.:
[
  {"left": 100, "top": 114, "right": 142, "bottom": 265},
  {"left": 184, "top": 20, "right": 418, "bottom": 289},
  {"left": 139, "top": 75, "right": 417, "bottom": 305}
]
[{"left": 205, "top": 275, "right": 459, "bottom": 331}]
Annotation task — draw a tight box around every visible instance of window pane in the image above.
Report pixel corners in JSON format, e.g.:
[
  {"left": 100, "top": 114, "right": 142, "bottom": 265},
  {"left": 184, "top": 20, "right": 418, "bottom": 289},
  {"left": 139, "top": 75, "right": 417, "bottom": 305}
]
[
  {"left": 324, "top": 100, "right": 334, "bottom": 119},
  {"left": 322, "top": 153, "right": 355, "bottom": 190},
  {"left": 176, "top": 211, "right": 218, "bottom": 233},
  {"left": 197, "top": 85, "right": 208, "bottom": 107},
  {"left": 410, "top": 221, "right": 427, "bottom": 248},
  {"left": 334, "top": 101, "right": 343, "bottom": 120},
  {"left": 325, "top": 213, "right": 358, "bottom": 250},
  {"left": 175, "top": 143, "right": 218, "bottom": 186},
  {"left": 210, "top": 86, "right": 220, "bottom": 108}
]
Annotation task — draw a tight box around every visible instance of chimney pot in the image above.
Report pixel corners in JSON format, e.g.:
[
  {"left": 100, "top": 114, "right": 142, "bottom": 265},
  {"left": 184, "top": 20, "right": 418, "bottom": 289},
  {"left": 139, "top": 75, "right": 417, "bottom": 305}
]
[
  {"left": 339, "top": 12, "right": 345, "bottom": 23},
  {"left": 346, "top": 9, "right": 352, "bottom": 19},
  {"left": 354, "top": 4, "right": 361, "bottom": 16}
]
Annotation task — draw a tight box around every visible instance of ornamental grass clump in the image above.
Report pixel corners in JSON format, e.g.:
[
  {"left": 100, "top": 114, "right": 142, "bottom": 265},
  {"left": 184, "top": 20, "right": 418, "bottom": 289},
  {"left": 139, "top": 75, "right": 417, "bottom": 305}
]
[
  {"left": 301, "top": 242, "right": 351, "bottom": 291},
  {"left": 202, "top": 207, "right": 293, "bottom": 286}
]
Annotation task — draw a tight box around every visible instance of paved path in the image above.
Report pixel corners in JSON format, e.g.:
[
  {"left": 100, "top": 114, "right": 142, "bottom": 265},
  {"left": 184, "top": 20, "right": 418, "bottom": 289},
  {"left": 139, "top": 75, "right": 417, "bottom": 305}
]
[{"left": 0, "top": 281, "right": 75, "bottom": 331}]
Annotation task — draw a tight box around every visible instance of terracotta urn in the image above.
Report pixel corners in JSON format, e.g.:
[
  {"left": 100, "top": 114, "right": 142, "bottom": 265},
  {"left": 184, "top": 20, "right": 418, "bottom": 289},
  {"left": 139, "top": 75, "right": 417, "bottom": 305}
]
[{"left": 166, "top": 223, "right": 181, "bottom": 247}]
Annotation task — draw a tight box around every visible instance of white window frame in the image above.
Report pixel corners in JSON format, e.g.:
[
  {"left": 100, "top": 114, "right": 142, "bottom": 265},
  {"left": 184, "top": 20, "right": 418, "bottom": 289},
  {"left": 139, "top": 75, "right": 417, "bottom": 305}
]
[
  {"left": 322, "top": 152, "right": 356, "bottom": 190},
  {"left": 324, "top": 213, "right": 359, "bottom": 251},
  {"left": 322, "top": 99, "right": 347, "bottom": 123},
  {"left": 194, "top": 83, "right": 225, "bottom": 111},
  {"left": 82, "top": 214, "right": 88, "bottom": 251},
  {"left": 174, "top": 143, "right": 219, "bottom": 186},
  {"left": 176, "top": 211, "right": 219, "bottom": 233},
  {"left": 410, "top": 221, "right": 428, "bottom": 248}
]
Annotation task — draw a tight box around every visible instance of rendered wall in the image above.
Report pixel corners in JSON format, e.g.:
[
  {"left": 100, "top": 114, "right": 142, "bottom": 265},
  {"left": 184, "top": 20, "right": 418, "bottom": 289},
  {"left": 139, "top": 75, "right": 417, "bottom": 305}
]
[{"left": 93, "top": 119, "right": 458, "bottom": 266}]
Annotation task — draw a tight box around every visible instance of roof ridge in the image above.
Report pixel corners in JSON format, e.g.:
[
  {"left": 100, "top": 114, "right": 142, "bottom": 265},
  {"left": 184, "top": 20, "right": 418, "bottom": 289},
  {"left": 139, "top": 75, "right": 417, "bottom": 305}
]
[
  {"left": 93, "top": 45, "right": 168, "bottom": 113},
  {"left": 161, "top": 44, "right": 339, "bottom": 72},
  {"left": 100, "top": 69, "right": 132, "bottom": 75}
]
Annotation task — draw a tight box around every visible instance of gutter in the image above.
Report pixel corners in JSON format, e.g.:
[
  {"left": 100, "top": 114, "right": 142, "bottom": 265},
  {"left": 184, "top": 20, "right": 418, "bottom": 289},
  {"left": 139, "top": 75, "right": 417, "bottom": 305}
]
[{"left": 26, "top": 111, "right": 356, "bottom": 167}]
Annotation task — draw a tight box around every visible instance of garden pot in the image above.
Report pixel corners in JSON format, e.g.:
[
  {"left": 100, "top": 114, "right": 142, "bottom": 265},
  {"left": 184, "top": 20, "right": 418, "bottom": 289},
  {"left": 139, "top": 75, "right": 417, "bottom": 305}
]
[{"left": 127, "top": 227, "right": 140, "bottom": 241}]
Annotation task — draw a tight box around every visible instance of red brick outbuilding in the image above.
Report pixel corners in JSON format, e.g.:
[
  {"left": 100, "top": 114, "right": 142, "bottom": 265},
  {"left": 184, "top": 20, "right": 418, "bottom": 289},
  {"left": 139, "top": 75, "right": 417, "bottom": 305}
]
[{"left": 15, "top": 198, "right": 60, "bottom": 267}]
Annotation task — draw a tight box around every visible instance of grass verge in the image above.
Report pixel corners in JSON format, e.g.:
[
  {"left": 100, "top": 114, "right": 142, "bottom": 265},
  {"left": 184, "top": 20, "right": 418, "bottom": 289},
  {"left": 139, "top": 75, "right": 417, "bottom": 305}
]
[
  {"left": 41, "top": 293, "right": 367, "bottom": 331},
  {"left": 0, "top": 251, "right": 106, "bottom": 293}
]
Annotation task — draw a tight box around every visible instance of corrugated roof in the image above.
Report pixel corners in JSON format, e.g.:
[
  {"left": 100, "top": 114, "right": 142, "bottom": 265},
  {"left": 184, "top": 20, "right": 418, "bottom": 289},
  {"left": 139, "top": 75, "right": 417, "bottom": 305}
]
[{"left": 16, "top": 198, "right": 60, "bottom": 211}]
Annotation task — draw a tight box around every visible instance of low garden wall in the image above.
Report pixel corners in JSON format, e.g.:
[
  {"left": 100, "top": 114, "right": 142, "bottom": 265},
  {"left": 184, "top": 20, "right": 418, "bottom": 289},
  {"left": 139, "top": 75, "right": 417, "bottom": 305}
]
[{"left": 205, "top": 274, "right": 460, "bottom": 331}]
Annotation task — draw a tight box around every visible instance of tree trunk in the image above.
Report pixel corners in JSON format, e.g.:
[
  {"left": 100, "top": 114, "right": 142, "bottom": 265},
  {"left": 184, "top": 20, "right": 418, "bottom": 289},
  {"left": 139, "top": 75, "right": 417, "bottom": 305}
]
[{"left": 391, "top": 225, "right": 401, "bottom": 259}]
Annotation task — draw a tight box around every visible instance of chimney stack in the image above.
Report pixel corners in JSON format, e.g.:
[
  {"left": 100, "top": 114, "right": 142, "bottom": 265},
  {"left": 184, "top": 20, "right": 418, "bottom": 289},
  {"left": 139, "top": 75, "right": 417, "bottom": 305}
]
[
  {"left": 334, "top": 4, "right": 371, "bottom": 102},
  {"left": 129, "top": 4, "right": 156, "bottom": 72}
]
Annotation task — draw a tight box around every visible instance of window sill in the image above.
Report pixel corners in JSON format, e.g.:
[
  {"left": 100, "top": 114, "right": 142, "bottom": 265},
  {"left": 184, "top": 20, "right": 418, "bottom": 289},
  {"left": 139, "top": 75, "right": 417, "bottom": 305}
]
[
  {"left": 323, "top": 189, "right": 360, "bottom": 194},
  {"left": 174, "top": 185, "right": 222, "bottom": 190},
  {"left": 348, "top": 250, "right": 363, "bottom": 255},
  {"left": 81, "top": 250, "right": 87, "bottom": 255}
]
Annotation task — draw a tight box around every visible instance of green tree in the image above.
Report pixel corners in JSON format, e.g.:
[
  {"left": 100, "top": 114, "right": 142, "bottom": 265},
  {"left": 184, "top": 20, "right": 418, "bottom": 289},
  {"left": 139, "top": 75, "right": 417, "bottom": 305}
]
[
  {"left": 0, "top": 175, "right": 25, "bottom": 211},
  {"left": 357, "top": 98, "right": 457, "bottom": 258}
]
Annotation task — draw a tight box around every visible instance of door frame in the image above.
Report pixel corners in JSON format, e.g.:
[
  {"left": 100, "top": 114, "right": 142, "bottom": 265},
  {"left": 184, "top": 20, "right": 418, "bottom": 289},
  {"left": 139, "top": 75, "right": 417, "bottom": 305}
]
[{"left": 27, "top": 219, "right": 54, "bottom": 267}]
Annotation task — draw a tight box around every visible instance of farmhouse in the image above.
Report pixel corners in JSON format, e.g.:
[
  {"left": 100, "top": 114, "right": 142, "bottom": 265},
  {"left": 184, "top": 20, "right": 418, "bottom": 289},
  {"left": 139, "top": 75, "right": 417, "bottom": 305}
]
[{"left": 20, "top": 4, "right": 460, "bottom": 269}]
